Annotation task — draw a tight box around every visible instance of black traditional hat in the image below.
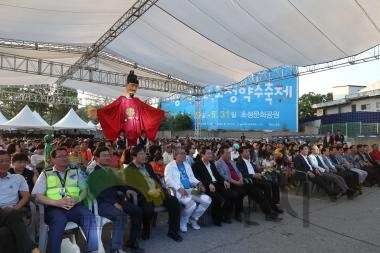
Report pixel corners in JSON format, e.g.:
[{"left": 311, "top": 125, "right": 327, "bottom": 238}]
[{"left": 127, "top": 70, "right": 139, "bottom": 85}]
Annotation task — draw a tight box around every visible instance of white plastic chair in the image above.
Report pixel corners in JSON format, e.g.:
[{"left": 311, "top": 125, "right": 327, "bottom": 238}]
[
  {"left": 89, "top": 197, "right": 112, "bottom": 253},
  {"left": 37, "top": 203, "right": 82, "bottom": 253}
]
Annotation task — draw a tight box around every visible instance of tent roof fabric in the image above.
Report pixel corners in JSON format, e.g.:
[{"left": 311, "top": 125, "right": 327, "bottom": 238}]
[
  {"left": 0, "top": 105, "right": 51, "bottom": 129},
  {"left": 87, "top": 121, "right": 96, "bottom": 130},
  {"left": 33, "top": 111, "right": 51, "bottom": 126},
  {"left": 52, "top": 108, "right": 93, "bottom": 130},
  {"left": 0, "top": 111, "right": 8, "bottom": 124},
  {"left": 0, "top": 0, "right": 379, "bottom": 98}
]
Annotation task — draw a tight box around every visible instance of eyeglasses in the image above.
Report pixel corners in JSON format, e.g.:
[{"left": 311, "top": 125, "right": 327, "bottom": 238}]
[{"left": 55, "top": 155, "right": 69, "bottom": 159}]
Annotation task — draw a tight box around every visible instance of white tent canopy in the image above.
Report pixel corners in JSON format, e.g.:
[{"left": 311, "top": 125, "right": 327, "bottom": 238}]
[
  {"left": 0, "top": 105, "right": 51, "bottom": 130},
  {"left": 53, "top": 108, "right": 93, "bottom": 130},
  {"left": 0, "top": 0, "right": 379, "bottom": 98},
  {"left": 33, "top": 111, "right": 51, "bottom": 127},
  {"left": 0, "top": 111, "right": 7, "bottom": 124},
  {"left": 87, "top": 121, "right": 97, "bottom": 131}
]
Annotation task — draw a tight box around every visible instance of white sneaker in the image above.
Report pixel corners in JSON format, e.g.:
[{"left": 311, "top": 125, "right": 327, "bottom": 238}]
[
  {"left": 180, "top": 224, "right": 188, "bottom": 233},
  {"left": 189, "top": 219, "right": 201, "bottom": 230}
]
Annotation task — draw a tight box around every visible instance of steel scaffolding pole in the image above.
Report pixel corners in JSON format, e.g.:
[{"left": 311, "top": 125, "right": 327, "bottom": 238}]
[
  {"left": 194, "top": 97, "right": 202, "bottom": 138},
  {"left": 55, "top": 0, "right": 159, "bottom": 86}
]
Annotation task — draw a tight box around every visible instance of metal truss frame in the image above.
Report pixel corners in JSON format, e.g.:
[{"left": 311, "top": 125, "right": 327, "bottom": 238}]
[
  {"left": 55, "top": 0, "right": 159, "bottom": 85},
  {"left": 0, "top": 88, "right": 78, "bottom": 106},
  {"left": 0, "top": 84, "right": 114, "bottom": 106},
  {"left": 0, "top": 52, "right": 200, "bottom": 95},
  {"left": 0, "top": 37, "right": 191, "bottom": 86}
]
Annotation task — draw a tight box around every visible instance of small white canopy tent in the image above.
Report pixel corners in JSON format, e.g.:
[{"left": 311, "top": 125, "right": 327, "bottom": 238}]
[
  {"left": 87, "top": 121, "right": 97, "bottom": 131},
  {"left": 33, "top": 111, "right": 51, "bottom": 127},
  {"left": 0, "top": 111, "right": 7, "bottom": 124},
  {"left": 52, "top": 108, "right": 93, "bottom": 130},
  {"left": 0, "top": 105, "right": 51, "bottom": 130}
]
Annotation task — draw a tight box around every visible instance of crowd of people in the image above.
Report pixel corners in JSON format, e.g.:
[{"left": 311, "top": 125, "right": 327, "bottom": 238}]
[{"left": 0, "top": 133, "right": 379, "bottom": 253}]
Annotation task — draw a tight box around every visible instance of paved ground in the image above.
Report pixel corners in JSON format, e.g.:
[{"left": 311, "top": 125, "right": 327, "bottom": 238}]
[{"left": 63, "top": 186, "right": 380, "bottom": 253}]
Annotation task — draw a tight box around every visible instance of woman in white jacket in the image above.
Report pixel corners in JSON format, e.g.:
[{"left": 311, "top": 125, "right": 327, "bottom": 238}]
[{"left": 164, "top": 148, "right": 211, "bottom": 232}]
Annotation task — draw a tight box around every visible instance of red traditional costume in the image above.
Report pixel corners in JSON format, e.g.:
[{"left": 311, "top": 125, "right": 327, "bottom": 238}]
[{"left": 97, "top": 96, "right": 165, "bottom": 146}]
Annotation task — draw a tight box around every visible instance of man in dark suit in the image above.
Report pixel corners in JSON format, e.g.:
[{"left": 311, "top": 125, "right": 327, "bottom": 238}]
[
  {"left": 124, "top": 146, "right": 183, "bottom": 242},
  {"left": 88, "top": 146, "right": 144, "bottom": 253},
  {"left": 192, "top": 146, "right": 238, "bottom": 226},
  {"left": 294, "top": 144, "right": 338, "bottom": 201},
  {"left": 334, "top": 130, "right": 345, "bottom": 144},
  {"left": 235, "top": 147, "right": 283, "bottom": 220},
  {"left": 323, "top": 132, "right": 335, "bottom": 147}
]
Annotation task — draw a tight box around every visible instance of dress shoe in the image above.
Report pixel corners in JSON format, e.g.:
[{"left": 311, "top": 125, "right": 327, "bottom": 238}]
[
  {"left": 167, "top": 231, "right": 183, "bottom": 242},
  {"left": 141, "top": 233, "right": 150, "bottom": 240},
  {"left": 141, "top": 229, "right": 150, "bottom": 240},
  {"left": 123, "top": 241, "right": 145, "bottom": 253},
  {"left": 213, "top": 220, "right": 222, "bottom": 227},
  {"left": 272, "top": 205, "right": 284, "bottom": 214},
  {"left": 346, "top": 189, "right": 356, "bottom": 200},
  {"left": 234, "top": 214, "right": 243, "bottom": 222},
  {"left": 221, "top": 216, "right": 232, "bottom": 224},
  {"left": 265, "top": 212, "right": 282, "bottom": 221},
  {"left": 336, "top": 191, "right": 344, "bottom": 199},
  {"left": 328, "top": 192, "right": 338, "bottom": 202}
]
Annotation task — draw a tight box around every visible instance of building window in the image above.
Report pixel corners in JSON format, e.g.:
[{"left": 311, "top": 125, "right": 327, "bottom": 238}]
[
  {"left": 351, "top": 104, "right": 356, "bottom": 112},
  {"left": 377, "top": 102, "right": 380, "bottom": 111},
  {"left": 361, "top": 104, "right": 371, "bottom": 111}
]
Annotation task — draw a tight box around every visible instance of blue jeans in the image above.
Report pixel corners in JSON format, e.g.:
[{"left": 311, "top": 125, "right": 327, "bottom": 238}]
[
  {"left": 45, "top": 204, "right": 98, "bottom": 253},
  {"left": 98, "top": 201, "right": 142, "bottom": 250}
]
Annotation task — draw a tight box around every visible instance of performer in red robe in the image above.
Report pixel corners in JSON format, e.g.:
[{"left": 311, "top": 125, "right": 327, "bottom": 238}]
[{"left": 97, "top": 70, "right": 166, "bottom": 146}]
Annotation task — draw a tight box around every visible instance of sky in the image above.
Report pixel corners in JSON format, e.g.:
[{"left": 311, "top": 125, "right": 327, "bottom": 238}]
[{"left": 298, "top": 59, "right": 380, "bottom": 96}]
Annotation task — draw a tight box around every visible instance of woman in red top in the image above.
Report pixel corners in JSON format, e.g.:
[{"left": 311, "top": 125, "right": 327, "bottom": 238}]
[{"left": 150, "top": 154, "right": 165, "bottom": 178}]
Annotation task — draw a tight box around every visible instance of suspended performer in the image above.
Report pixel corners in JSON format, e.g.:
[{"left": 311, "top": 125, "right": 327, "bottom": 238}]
[{"left": 96, "top": 70, "right": 167, "bottom": 146}]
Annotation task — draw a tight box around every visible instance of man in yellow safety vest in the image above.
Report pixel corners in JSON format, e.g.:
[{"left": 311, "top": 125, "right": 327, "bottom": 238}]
[{"left": 32, "top": 147, "right": 98, "bottom": 253}]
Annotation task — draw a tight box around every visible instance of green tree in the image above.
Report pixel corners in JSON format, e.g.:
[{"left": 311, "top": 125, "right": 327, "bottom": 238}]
[
  {"left": 159, "top": 113, "right": 193, "bottom": 131},
  {"left": 298, "top": 92, "right": 333, "bottom": 119},
  {"left": 76, "top": 105, "right": 106, "bottom": 124},
  {"left": 0, "top": 86, "right": 52, "bottom": 120},
  {"left": 46, "top": 88, "right": 79, "bottom": 124}
]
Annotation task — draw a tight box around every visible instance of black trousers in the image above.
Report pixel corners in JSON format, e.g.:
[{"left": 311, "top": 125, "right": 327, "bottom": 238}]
[
  {"left": 207, "top": 183, "right": 239, "bottom": 222},
  {"left": 362, "top": 166, "right": 380, "bottom": 185},
  {"left": 338, "top": 169, "right": 359, "bottom": 189},
  {"left": 253, "top": 179, "right": 280, "bottom": 207},
  {"left": 230, "top": 184, "right": 246, "bottom": 216},
  {"left": 244, "top": 183, "right": 271, "bottom": 214},
  {"left": 0, "top": 209, "right": 34, "bottom": 253},
  {"left": 139, "top": 194, "right": 180, "bottom": 234},
  {"left": 309, "top": 174, "right": 335, "bottom": 195}
]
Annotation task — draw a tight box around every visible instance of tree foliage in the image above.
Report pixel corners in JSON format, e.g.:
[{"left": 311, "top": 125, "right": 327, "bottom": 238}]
[
  {"left": 160, "top": 113, "right": 193, "bottom": 131},
  {"left": 298, "top": 92, "right": 333, "bottom": 119}
]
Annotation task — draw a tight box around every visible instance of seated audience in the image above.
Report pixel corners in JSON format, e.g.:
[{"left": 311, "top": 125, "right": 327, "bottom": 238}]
[{"left": 165, "top": 148, "right": 211, "bottom": 232}]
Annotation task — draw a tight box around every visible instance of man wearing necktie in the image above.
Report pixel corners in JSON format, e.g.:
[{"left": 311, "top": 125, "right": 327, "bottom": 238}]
[
  {"left": 88, "top": 146, "right": 144, "bottom": 253},
  {"left": 293, "top": 144, "right": 337, "bottom": 201},
  {"left": 308, "top": 145, "right": 353, "bottom": 199}
]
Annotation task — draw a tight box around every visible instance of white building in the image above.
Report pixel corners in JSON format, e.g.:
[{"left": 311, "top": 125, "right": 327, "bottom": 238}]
[{"left": 313, "top": 81, "right": 380, "bottom": 116}]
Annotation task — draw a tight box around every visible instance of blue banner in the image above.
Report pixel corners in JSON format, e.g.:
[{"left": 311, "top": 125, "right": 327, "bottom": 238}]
[{"left": 161, "top": 66, "right": 298, "bottom": 131}]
